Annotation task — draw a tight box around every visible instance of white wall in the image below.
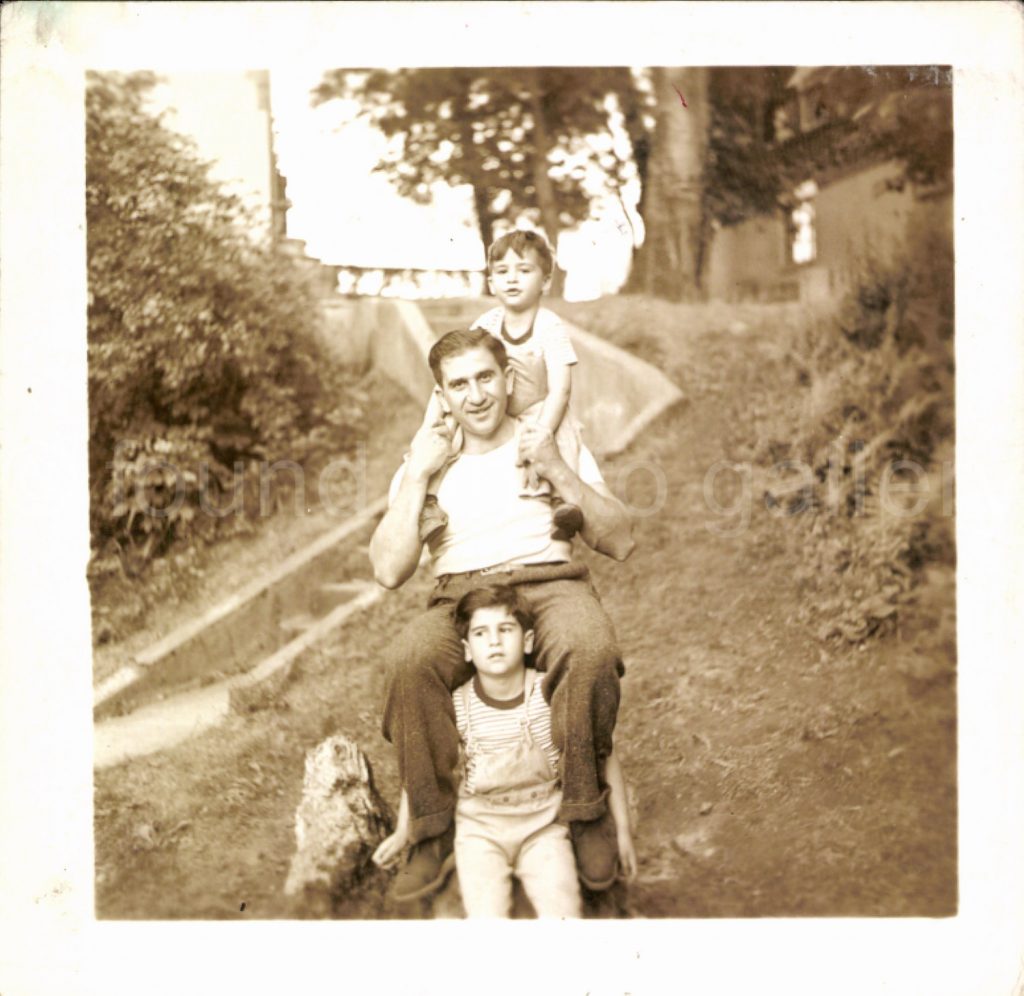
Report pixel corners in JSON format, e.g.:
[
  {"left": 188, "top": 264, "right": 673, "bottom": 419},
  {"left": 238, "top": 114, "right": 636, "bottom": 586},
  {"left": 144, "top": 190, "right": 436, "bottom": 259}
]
[
  {"left": 706, "top": 161, "right": 951, "bottom": 304},
  {"left": 150, "top": 71, "right": 275, "bottom": 241}
]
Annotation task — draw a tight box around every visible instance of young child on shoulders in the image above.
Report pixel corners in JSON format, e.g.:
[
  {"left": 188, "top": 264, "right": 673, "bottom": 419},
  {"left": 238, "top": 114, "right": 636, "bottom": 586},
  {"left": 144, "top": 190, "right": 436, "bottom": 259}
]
[
  {"left": 373, "top": 583, "right": 636, "bottom": 917},
  {"left": 418, "top": 229, "right": 586, "bottom": 546}
]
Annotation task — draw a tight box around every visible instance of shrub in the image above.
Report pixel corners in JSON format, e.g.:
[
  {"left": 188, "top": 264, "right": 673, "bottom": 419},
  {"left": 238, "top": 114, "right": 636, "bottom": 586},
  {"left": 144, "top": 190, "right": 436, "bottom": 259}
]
[
  {"left": 87, "top": 72, "right": 362, "bottom": 574},
  {"left": 764, "top": 216, "right": 954, "bottom": 642}
]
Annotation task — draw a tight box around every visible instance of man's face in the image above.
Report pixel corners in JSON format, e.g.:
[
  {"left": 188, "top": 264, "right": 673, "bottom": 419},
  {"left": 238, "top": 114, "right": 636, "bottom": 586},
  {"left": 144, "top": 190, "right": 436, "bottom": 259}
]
[
  {"left": 438, "top": 345, "right": 513, "bottom": 439},
  {"left": 462, "top": 605, "right": 534, "bottom": 678},
  {"left": 487, "top": 248, "right": 551, "bottom": 314}
]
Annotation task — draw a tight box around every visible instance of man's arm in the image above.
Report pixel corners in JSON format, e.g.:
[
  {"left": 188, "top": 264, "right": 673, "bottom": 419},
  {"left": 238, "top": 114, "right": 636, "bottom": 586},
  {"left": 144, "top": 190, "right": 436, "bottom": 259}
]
[
  {"left": 369, "top": 419, "right": 453, "bottom": 589},
  {"left": 518, "top": 422, "right": 635, "bottom": 561}
]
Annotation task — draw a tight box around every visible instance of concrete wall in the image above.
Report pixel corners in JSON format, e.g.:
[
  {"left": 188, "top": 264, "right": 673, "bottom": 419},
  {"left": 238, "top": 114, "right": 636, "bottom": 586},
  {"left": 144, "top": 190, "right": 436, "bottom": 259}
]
[
  {"left": 323, "top": 297, "right": 683, "bottom": 457},
  {"left": 706, "top": 160, "right": 952, "bottom": 304}
]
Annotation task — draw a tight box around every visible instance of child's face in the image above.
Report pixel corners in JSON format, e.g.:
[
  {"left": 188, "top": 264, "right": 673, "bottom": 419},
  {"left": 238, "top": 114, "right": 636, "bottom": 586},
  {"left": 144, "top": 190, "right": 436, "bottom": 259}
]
[
  {"left": 462, "top": 605, "right": 535, "bottom": 678},
  {"left": 487, "top": 248, "right": 551, "bottom": 313}
]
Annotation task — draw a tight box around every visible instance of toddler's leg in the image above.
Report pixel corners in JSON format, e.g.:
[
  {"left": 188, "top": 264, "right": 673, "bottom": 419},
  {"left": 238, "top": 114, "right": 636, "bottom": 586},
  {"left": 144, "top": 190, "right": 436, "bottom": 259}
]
[
  {"left": 455, "top": 832, "right": 515, "bottom": 917},
  {"left": 516, "top": 822, "right": 582, "bottom": 918},
  {"left": 550, "top": 418, "right": 584, "bottom": 540}
]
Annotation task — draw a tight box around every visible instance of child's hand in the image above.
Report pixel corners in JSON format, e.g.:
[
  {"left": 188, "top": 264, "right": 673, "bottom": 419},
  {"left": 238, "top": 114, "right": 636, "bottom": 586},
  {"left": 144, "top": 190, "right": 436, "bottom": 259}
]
[
  {"left": 372, "top": 829, "right": 408, "bottom": 870},
  {"left": 616, "top": 830, "right": 638, "bottom": 882}
]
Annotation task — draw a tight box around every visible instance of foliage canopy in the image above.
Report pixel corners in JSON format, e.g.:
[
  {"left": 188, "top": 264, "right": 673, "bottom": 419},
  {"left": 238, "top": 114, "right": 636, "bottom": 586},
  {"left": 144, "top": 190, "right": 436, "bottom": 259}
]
[{"left": 313, "top": 67, "right": 642, "bottom": 253}]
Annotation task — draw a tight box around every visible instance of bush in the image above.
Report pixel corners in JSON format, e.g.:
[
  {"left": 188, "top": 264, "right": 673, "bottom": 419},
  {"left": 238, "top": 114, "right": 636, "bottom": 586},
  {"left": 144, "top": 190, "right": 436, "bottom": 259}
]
[
  {"left": 763, "top": 218, "right": 954, "bottom": 642},
  {"left": 87, "top": 72, "right": 362, "bottom": 574}
]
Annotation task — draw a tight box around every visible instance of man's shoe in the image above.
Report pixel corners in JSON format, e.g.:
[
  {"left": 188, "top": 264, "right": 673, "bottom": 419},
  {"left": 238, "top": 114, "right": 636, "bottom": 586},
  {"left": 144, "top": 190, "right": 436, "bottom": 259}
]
[
  {"left": 391, "top": 826, "right": 456, "bottom": 903},
  {"left": 571, "top": 809, "right": 619, "bottom": 891},
  {"left": 418, "top": 496, "right": 449, "bottom": 545},
  {"left": 551, "top": 502, "right": 584, "bottom": 541}
]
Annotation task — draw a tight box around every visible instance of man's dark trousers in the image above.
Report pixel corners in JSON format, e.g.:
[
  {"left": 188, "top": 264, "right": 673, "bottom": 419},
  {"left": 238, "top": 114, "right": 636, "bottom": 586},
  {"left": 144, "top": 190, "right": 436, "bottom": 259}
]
[{"left": 381, "top": 562, "right": 623, "bottom": 845}]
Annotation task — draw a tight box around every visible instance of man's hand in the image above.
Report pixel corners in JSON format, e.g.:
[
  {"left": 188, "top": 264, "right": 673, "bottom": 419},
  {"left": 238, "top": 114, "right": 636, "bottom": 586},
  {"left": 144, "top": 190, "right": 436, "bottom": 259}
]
[
  {"left": 406, "top": 417, "right": 456, "bottom": 482},
  {"left": 517, "top": 422, "right": 563, "bottom": 482}
]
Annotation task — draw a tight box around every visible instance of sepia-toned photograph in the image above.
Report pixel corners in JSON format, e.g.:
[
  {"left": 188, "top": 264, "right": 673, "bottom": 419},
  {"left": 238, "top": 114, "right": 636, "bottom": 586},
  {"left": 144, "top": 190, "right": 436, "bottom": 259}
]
[
  {"left": 3, "top": 2, "right": 1023, "bottom": 993},
  {"left": 88, "top": 61, "right": 956, "bottom": 920}
]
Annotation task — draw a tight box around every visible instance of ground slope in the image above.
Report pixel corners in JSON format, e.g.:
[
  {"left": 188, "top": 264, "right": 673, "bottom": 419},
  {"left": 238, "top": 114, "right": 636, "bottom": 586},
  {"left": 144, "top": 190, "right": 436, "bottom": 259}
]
[{"left": 94, "top": 299, "right": 955, "bottom": 918}]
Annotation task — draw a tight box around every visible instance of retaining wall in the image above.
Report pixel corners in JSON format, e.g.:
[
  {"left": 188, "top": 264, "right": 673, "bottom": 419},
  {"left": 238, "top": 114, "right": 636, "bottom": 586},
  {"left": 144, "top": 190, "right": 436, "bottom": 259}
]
[{"left": 322, "top": 297, "right": 684, "bottom": 457}]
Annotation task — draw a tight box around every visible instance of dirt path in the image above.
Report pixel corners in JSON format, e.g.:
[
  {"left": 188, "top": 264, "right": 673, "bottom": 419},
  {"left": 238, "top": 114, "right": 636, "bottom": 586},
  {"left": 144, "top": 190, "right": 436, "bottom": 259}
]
[{"left": 94, "top": 305, "right": 955, "bottom": 919}]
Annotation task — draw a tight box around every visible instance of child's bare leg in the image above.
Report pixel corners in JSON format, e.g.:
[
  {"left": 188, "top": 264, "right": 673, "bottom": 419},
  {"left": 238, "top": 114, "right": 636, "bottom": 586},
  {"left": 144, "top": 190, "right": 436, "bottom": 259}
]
[
  {"left": 455, "top": 834, "right": 515, "bottom": 917},
  {"left": 548, "top": 418, "right": 584, "bottom": 540},
  {"left": 417, "top": 396, "right": 460, "bottom": 543},
  {"left": 516, "top": 823, "right": 582, "bottom": 917}
]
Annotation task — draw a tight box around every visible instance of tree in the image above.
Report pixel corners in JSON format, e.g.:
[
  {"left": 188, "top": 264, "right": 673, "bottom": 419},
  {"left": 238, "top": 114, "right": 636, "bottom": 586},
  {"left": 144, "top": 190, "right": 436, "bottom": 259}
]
[
  {"left": 87, "top": 72, "right": 358, "bottom": 571},
  {"left": 625, "top": 67, "right": 710, "bottom": 300},
  {"left": 313, "top": 67, "right": 642, "bottom": 292}
]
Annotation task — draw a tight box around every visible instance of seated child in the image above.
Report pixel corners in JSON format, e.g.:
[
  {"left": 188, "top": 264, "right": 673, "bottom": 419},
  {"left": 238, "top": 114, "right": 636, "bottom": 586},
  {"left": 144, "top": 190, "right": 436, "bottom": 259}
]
[
  {"left": 373, "top": 583, "right": 637, "bottom": 917},
  {"left": 418, "top": 228, "right": 585, "bottom": 545}
]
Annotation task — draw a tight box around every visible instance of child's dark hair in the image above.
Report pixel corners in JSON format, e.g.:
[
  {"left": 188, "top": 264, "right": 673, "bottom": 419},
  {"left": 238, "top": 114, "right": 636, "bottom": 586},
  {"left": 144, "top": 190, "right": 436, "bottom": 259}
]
[
  {"left": 454, "top": 584, "right": 535, "bottom": 641},
  {"left": 427, "top": 328, "right": 508, "bottom": 386},
  {"left": 487, "top": 229, "right": 555, "bottom": 277}
]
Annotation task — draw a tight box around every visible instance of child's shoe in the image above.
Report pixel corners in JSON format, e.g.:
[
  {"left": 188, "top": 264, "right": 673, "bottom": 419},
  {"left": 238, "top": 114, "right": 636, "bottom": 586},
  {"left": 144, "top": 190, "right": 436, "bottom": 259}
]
[
  {"left": 418, "top": 495, "right": 449, "bottom": 544},
  {"left": 551, "top": 501, "right": 584, "bottom": 541},
  {"left": 391, "top": 825, "right": 456, "bottom": 902}
]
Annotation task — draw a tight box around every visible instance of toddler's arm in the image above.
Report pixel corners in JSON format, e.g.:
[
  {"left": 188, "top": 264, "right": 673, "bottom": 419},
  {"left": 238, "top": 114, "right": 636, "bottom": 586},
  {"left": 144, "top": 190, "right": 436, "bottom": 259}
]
[
  {"left": 605, "top": 751, "right": 637, "bottom": 881},
  {"left": 372, "top": 789, "right": 409, "bottom": 869}
]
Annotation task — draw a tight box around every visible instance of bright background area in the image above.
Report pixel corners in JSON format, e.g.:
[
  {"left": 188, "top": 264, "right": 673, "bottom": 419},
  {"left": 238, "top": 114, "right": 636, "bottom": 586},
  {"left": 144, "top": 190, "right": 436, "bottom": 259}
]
[
  {"left": 269, "top": 67, "right": 639, "bottom": 300},
  {"left": 149, "top": 65, "right": 644, "bottom": 300}
]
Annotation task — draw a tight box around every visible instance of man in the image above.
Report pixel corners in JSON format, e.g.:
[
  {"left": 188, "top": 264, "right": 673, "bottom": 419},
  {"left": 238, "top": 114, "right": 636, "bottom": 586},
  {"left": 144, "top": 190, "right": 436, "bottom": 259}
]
[{"left": 370, "top": 327, "right": 634, "bottom": 901}]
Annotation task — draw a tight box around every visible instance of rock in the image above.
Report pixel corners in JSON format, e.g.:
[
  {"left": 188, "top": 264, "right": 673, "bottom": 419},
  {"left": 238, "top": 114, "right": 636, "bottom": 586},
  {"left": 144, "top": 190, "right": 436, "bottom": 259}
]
[
  {"left": 672, "top": 826, "right": 715, "bottom": 859},
  {"left": 283, "top": 735, "right": 392, "bottom": 905},
  {"left": 699, "top": 802, "right": 714, "bottom": 816}
]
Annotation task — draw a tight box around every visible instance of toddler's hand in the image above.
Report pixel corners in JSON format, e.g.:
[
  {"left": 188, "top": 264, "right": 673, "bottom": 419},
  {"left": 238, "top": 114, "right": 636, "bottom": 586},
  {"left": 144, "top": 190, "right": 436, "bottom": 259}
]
[{"left": 372, "top": 829, "right": 408, "bottom": 870}]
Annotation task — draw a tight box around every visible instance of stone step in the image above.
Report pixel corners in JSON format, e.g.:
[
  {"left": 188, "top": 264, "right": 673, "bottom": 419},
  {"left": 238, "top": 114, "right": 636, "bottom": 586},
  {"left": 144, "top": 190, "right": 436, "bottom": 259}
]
[
  {"left": 94, "top": 498, "right": 387, "bottom": 720},
  {"left": 279, "top": 613, "right": 318, "bottom": 634},
  {"left": 94, "top": 584, "right": 385, "bottom": 768}
]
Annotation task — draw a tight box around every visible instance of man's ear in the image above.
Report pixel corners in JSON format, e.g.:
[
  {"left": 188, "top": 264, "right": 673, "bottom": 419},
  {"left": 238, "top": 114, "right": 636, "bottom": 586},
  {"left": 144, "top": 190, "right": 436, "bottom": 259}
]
[
  {"left": 523, "top": 629, "right": 535, "bottom": 655},
  {"left": 462, "top": 640, "right": 473, "bottom": 663},
  {"left": 504, "top": 366, "right": 515, "bottom": 397},
  {"left": 434, "top": 385, "right": 451, "bottom": 415}
]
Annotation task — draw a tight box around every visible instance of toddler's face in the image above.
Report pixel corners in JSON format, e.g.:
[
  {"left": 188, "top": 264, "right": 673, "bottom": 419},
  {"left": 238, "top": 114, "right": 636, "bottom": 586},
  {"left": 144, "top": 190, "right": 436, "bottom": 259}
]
[
  {"left": 462, "top": 605, "right": 534, "bottom": 678},
  {"left": 488, "top": 248, "right": 550, "bottom": 313}
]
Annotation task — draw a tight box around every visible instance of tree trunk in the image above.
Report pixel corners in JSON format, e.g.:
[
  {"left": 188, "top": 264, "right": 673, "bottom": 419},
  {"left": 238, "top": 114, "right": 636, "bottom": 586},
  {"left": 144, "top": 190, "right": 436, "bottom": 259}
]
[
  {"left": 525, "top": 70, "right": 567, "bottom": 297},
  {"left": 284, "top": 735, "right": 392, "bottom": 912},
  {"left": 471, "top": 183, "right": 496, "bottom": 258},
  {"left": 626, "top": 67, "right": 709, "bottom": 301}
]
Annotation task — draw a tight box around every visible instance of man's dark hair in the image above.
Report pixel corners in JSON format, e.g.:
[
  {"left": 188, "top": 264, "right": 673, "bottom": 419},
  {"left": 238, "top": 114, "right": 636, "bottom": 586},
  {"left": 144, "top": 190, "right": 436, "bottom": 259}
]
[
  {"left": 487, "top": 229, "right": 555, "bottom": 277},
  {"left": 454, "top": 584, "right": 535, "bottom": 641},
  {"left": 427, "top": 328, "right": 508, "bottom": 386}
]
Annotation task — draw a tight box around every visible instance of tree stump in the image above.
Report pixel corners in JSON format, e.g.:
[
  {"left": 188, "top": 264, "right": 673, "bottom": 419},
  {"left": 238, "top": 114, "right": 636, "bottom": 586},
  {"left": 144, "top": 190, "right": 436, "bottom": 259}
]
[{"left": 284, "top": 734, "right": 392, "bottom": 912}]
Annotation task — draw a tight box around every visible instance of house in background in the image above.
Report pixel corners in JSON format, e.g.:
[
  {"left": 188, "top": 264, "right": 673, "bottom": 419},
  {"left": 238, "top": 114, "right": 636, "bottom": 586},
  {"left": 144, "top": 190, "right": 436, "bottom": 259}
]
[{"left": 705, "top": 66, "right": 953, "bottom": 304}]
